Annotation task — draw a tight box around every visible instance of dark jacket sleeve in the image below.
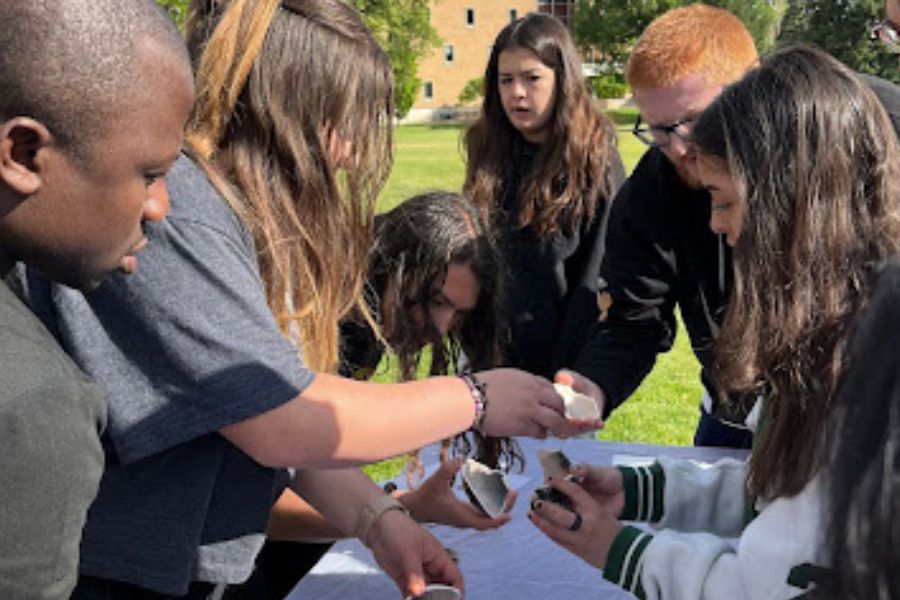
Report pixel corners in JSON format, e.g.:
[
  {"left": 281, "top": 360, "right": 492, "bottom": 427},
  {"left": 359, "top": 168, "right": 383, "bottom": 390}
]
[
  {"left": 551, "top": 144, "right": 628, "bottom": 372},
  {"left": 573, "top": 151, "right": 680, "bottom": 415}
]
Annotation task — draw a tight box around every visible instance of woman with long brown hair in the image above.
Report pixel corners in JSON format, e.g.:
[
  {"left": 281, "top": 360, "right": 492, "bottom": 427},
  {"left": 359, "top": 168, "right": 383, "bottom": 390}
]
[
  {"left": 463, "top": 12, "right": 625, "bottom": 378},
  {"left": 43, "top": 1, "right": 596, "bottom": 598},
  {"left": 528, "top": 45, "right": 900, "bottom": 599}
]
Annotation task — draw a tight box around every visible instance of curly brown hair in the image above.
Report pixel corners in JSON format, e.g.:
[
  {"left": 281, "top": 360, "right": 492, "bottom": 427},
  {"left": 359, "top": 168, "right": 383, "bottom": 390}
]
[{"left": 366, "top": 192, "right": 524, "bottom": 473}]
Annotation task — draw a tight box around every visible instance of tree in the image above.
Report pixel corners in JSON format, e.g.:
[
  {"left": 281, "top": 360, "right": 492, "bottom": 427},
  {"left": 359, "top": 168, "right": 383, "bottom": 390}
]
[
  {"left": 712, "top": 0, "right": 786, "bottom": 55},
  {"left": 156, "top": 0, "right": 188, "bottom": 29},
  {"left": 572, "top": 0, "right": 682, "bottom": 71},
  {"left": 779, "top": 0, "right": 898, "bottom": 83},
  {"left": 572, "top": 0, "right": 786, "bottom": 73},
  {"left": 458, "top": 77, "right": 484, "bottom": 105},
  {"left": 155, "top": 0, "right": 439, "bottom": 118},
  {"left": 350, "top": 0, "right": 440, "bottom": 118}
]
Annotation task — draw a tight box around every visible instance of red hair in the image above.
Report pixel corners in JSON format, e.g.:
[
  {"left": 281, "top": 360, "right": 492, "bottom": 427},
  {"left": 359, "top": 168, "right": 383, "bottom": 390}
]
[{"left": 627, "top": 4, "right": 758, "bottom": 89}]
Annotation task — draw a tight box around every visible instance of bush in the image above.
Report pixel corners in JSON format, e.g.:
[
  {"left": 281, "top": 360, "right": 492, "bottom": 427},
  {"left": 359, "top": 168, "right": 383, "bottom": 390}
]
[
  {"left": 458, "top": 77, "right": 484, "bottom": 105},
  {"left": 589, "top": 73, "right": 629, "bottom": 99}
]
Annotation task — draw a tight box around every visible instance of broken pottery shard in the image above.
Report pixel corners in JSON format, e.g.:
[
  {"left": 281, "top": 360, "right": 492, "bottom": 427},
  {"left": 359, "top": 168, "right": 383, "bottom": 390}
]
[
  {"left": 533, "top": 449, "right": 576, "bottom": 511},
  {"left": 537, "top": 448, "right": 572, "bottom": 484},
  {"left": 460, "top": 459, "right": 511, "bottom": 518},
  {"left": 554, "top": 382, "right": 601, "bottom": 420},
  {"left": 404, "top": 584, "right": 462, "bottom": 600}
]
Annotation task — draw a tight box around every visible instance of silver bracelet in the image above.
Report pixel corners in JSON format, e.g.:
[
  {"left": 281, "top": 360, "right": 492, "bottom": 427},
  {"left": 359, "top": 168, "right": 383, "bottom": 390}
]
[{"left": 354, "top": 493, "right": 409, "bottom": 547}]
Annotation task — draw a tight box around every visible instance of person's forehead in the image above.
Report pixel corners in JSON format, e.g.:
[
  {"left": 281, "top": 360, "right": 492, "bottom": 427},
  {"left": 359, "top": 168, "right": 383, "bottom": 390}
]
[
  {"left": 633, "top": 72, "right": 723, "bottom": 126},
  {"left": 441, "top": 262, "right": 480, "bottom": 310},
  {"left": 498, "top": 47, "right": 548, "bottom": 72},
  {"left": 88, "top": 45, "right": 191, "bottom": 167},
  {"left": 697, "top": 154, "right": 730, "bottom": 178},
  {"left": 95, "top": 37, "right": 191, "bottom": 124}
]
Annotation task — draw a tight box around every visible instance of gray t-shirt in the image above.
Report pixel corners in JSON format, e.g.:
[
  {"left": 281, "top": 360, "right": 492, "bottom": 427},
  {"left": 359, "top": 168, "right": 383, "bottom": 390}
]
[
  {"left": 0, "top": 278, "right": 105, "bottom": 600},
  {"left": 20, "top": 155, "right": 316, "bottom": 595}
]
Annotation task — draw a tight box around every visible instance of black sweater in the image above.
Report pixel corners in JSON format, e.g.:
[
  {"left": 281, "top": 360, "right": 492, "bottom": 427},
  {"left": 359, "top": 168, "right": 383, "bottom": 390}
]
[
  {"left": 573, "top": 147, "right": 739, "bottom": 418},
  {"left": 499, "top": 138, "right": 626, "bottom": 378}
]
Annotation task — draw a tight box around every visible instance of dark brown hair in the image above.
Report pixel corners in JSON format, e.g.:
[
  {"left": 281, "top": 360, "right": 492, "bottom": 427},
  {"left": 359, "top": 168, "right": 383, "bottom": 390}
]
[
  {"left": 367, "top": 191, "right": 523, "bottom": 471},
  {"left": 369, "top": 192, "right": 504, "bottom": 380},
  {"left": 692, "top": 45, "right": 900, "bottom": 499},
  {"left": 463, "top": 12, "right": 616, "bottom": 237},
  {"left": 817, "top": 267, "right": 900, "bottom": 600}
]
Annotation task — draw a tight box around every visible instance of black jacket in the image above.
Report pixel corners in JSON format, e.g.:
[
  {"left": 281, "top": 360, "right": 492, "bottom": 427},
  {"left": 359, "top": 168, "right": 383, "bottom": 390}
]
[
  {"left": 500, "top": 138, "right": 626, "bottom": 378},
  {"left": 574, "top": 148, "right": 737, "bottom": 418}
]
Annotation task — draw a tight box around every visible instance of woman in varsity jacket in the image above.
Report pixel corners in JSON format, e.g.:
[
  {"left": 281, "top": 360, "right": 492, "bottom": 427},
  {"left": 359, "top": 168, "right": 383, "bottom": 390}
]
[{"left": 528, "top": 45, "right": 900, "bottom": 600}]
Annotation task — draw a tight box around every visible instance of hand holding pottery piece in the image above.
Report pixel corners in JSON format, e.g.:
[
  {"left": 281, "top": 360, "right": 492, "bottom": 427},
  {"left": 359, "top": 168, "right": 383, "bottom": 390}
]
[
  {"left": 553, "top": 382, "right": 601, "bottom": 420},
  {"left": 537, "top": 449, "right": 572, "bottom": 483},
  {"left": 532, "top": 449, "right": 576, "bottom": 511},
  {"left": 460, "top": 459, "right": 513, "bottom": 519}
]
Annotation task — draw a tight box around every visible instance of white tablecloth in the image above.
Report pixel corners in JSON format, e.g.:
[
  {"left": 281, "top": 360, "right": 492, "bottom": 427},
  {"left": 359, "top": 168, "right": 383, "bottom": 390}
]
[{"left": 285, "top": 438, "right": 748, "bottom": 600}]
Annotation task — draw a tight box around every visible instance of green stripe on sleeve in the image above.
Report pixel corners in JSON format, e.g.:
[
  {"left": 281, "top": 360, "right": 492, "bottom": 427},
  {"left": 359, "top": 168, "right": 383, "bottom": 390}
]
[
  {"left": 619, "top": 466, "right": 640, "bottom": 520},
  {"left": 648, "top": 462, "right": 664, "bottom": 522},
  {"left": 625, "top": 532, "right": 653, "bottom": 599},
  {"left": 619, "top": 463, "right": 665, "bottom": 522},
  {"left": 604, "top": 524, "right": 653, "bottom": 599}
]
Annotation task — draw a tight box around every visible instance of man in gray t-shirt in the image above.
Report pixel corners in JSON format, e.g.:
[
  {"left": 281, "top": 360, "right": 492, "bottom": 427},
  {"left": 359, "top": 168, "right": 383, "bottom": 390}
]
[
  {"left": 27, "top": 156, "right": 310, "bottom": 593},
  {"left": 0, "top": 1, "right": 193, "bottom": 598}
]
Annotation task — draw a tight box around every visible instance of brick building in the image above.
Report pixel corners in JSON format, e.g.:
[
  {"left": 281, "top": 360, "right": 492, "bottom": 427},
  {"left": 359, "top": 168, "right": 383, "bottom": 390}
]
[{"left": 407, "top": 0, "right": 576, "bottom": 122}]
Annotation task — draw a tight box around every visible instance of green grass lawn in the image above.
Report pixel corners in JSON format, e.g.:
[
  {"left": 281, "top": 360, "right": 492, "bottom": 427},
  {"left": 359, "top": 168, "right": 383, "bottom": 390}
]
[
  {"left": 366, "top": 108, "right": 702, "bottom": 481},
  {"left": 379, "top": 108, "right": 647, "bottom": 211}
]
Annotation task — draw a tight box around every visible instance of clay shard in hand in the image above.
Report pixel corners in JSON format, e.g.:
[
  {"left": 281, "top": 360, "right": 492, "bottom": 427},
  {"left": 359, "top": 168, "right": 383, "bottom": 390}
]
[
  {"left": 537, "top": 449, "right": 572, "bottom": 484},
  {"left": 532, "top": 449, "right": 576, "bottom": 511},
  {"left": 554, "top": 383, "right": 601, "bottom": 420},
  {"left": 460, "top": 459, "right": 512, "bottom": 518}
]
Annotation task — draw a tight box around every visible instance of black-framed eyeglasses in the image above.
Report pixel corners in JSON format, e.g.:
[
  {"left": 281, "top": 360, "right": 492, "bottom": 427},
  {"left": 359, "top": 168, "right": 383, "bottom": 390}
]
[
  {"left": 632, "top": 114, "right": 695, "bottom": 149},
  {"left": 871, "top": 19, "right": 900, "bottom": 54}
]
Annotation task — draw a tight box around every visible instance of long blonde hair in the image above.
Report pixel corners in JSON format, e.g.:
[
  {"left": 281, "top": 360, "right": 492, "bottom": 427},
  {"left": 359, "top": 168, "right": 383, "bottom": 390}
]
[{"left": 185, "top": 0, "right": 394, "bottom": 372}]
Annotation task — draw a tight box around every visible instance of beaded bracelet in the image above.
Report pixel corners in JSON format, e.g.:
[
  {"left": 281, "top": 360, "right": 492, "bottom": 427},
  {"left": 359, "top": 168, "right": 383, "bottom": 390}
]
[{"left": 459, "top": 372, "right": 488, "bottom": 433}]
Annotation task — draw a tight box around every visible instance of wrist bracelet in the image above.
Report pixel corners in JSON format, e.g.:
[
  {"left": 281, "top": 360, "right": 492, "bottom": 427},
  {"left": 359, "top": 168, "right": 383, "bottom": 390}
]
[
  {"left": 354, "top": 493, "right": 409, "bottom": 547},
  {"left": 459, "top": 372, "right": 488, "bottom": 433}
]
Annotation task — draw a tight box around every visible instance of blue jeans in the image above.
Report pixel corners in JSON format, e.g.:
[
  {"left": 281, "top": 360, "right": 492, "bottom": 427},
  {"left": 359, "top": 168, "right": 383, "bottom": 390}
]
[{"left": 693, "top": 409, "right": 753, "bottom": 449}]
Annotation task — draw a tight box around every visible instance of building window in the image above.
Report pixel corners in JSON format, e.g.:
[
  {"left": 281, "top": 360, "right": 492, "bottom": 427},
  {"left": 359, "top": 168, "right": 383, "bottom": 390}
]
[
  {"left": 537, "top": 0, "right": 573, "bottom": 28},
  {"left": 444, "top": 44, "right": 455, "bottom": 64},
  {"left": 466, "top": 7, "right": 475, "bottom": 27},
  {"left": 423, "top": 81, "right": 434, "bottom": 100},
  {"left": 509, "top": 8, "right": 518, "bottom": 22}
]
